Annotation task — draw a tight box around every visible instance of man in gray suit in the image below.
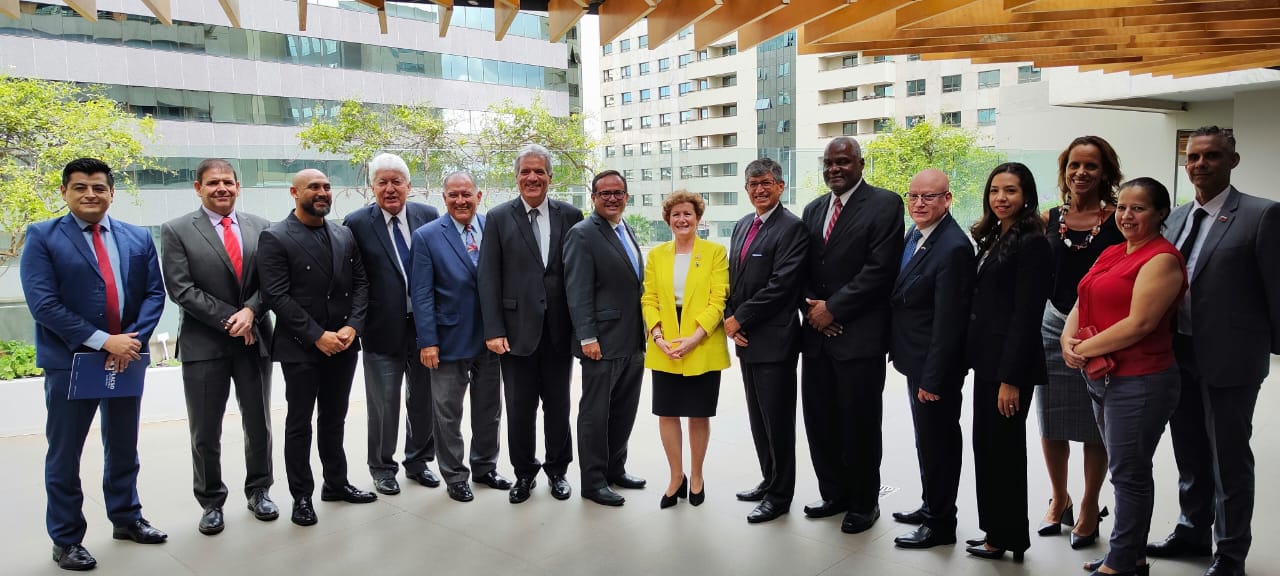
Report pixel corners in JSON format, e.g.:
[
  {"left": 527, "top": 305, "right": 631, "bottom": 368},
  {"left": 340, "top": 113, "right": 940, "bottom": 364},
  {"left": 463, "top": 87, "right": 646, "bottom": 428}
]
[
  {"left": 161, "top": 159, "right": 277, "bottom": 536},
  {"left": 1149, "top": 126, "right": 1280, "bottom": 576},
  {"left": 564, "top": 170, "right": 647, "bottom": 507}
]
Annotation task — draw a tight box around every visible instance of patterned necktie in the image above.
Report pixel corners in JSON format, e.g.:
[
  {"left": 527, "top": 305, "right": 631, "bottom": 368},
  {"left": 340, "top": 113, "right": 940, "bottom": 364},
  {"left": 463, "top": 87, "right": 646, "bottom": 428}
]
[
  {"left": 616, "top": 224, "right": 640, "bottom": 278},
  {"left": 390, "top": 215, "right": 411, "bottom": 278},
  {"left": 900, "top": 228, "right": 922, "bottom": 272},
  {"left": 1179, "top": 208, "right": 1209, "bottom": 261},
  {"left": 89, "top": 223, "right": 122, "bottom": 334},
  {"left": 221, "top": 216, "right": 242, "bottom": 280},
  {"left": 825, "top": 196, "right": 843, "bottom": 244},
  {"left": 464, "top": 224, "right": 479, "bottom": 266},
  {"left": 529, "top": 208, "right": 544, "bottom": 264},
  {"left": 739, "top": 216, "right": 762, "bottom": 265}
]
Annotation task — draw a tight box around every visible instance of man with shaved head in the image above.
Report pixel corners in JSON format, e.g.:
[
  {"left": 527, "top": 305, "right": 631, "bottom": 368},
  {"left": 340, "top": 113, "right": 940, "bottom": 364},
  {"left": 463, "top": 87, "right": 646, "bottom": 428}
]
[
  {"left": 887, "top": 168, "right": 975, "bottom": 549},
  {"left": 258, "top": 168, "right": 375, "bottom": 527}
]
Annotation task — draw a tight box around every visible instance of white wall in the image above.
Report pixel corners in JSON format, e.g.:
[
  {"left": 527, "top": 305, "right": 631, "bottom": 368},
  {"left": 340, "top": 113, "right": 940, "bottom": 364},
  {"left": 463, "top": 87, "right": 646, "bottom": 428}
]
[{"left": 1232, "top": 88, "right": 1280, "bottom": 202}]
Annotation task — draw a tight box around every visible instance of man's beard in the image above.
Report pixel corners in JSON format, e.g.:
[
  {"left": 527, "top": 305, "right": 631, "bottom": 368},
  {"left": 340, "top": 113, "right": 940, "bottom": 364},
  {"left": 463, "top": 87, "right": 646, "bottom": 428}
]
[{"left": 302, "top": 198, "right": 331, "bottom": 217}]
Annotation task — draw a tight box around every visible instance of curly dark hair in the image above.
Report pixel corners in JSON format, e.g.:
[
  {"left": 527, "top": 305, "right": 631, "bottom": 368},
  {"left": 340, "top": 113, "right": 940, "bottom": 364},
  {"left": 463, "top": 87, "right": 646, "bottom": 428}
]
[
  {"left": 971, "top": 162, "right": 1045, "bottom": 263},
  {"left": 1056, "top": 135, "right": 1122, "bottom": 206}
]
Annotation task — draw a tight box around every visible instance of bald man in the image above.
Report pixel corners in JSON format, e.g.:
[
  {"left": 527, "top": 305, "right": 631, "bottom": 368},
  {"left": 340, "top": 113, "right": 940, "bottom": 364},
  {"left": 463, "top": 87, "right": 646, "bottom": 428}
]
[
  {"left": 258, "top": 169, "right": 376, "bottom": 527},
  {"left": 888, "top": 169, "right": 974, "bottom": 549}
]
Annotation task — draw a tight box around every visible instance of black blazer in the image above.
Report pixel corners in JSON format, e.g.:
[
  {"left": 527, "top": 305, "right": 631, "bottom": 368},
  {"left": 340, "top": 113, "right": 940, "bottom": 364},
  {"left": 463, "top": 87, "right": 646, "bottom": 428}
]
[
  {"left": 563, "top": 212, "right": 645, "bottom": 360},
  {"left": 965, "top": 231, "right": 1051, "bottom": 391},
  {"left": 727, "top": 206, "right": 809, "bottom": 364},
  {"left": 478, "top": 197, "right": 584, "bottom": 356},
  {"left": 258, "top": 212, "right": 369, "bottom": 363},
  {"left": 800, "top": 181, "right": 905, "bottom": 361},
  {"left": 889, "top": 213, "right": 975, "bottom": 394},
  {"left": 343, "top": 202, "right": 438, "bottom": 354}
]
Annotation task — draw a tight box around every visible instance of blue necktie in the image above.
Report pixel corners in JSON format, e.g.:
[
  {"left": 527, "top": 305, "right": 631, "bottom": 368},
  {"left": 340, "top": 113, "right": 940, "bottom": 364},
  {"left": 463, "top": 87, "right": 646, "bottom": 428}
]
[
  {"left": 390, "top": 215, "right": 411, "bottom": 278},
  {"left": 464, "top": 225, "right": 479, "bottom": 266},
  {"left": 900, "top": 228, "right": 921, "bottom": 272},
  {"left": 617, "top": 224, "right": 640, "bottom": 279}
]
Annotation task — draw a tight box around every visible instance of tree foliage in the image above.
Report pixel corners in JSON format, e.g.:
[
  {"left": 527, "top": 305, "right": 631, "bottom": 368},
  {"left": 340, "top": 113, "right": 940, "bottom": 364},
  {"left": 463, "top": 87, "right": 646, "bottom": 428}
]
[
  {"left": 864, "top": 121, "right": 1005, "bottom": 224},
  {"left": 625, "top": 213, "right": 656, "bottom": 246},
  {"left": 0, "top": 77, "right": 158, "bottom": 266}
]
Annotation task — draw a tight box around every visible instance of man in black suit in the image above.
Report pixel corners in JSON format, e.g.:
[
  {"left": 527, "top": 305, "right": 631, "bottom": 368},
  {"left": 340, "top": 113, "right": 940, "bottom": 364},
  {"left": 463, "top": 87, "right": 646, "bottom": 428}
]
[
  {"left": 799, "top": 136, "right": 905, "bottom": 534},
  {"left": 563, "top": 170, "right": 647, "bottom": 507},
  {"left": 479, "top": 144, "right": 584, "bottom": 503},
  {"left": 727, "top": 158, "right": 809, "bottom": 524},
  {"left": 343, "top": 153, "right": 440, "bottom": 496},
  {"left": 1149, "top": 126, "right": 1280, "bottom": 576},
  {"left": 161, "top": 159, "right": 277, "bottom": 536},
  {"left": 258, "top": 168, "right": 376, "bottom": 527},
  {"left": 887, "top": 169, "right": 975, "bottom": 549}
]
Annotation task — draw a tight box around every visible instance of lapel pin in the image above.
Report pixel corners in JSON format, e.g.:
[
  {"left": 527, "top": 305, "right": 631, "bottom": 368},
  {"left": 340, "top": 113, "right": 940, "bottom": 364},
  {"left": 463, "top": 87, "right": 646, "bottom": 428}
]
[{"left": 1218, "top": 215, "right": 1229, "bottom": 223}]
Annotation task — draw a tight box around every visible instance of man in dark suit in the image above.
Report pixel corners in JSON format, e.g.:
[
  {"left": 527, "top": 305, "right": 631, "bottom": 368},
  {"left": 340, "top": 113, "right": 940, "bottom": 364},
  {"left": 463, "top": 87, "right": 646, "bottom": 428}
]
[
  {"left": 727, "top": 158, "right": 809, "bottom": 524},
  {"left": 160, "top": 159, "right": 277, "bottom": 536},
  {"left": 1149, "top": 126, "right": 1280, "bottom": 576},
  {"left": 799, "top": 136, "right": 905, "bottom": 534},
  {"left": 563, "top": 170, "right": 647, "bottom": 507},
  {"left": 411, "top": 171, "right": 511, "bottom": 503},
  {"left": 343, "top": 153, "right": 439, "bottom": 496},
  {"left": 887, "top": 169, "right": 975, "bottom": 549},
  {"left": 21, "top": 158, "right": 168, "bottom": 571},
  {"left": 258, "top": 168, "right": 376, "bottom": 527},
  {"left": 479, "top": 143, "right": 584, "bottom": 503}
]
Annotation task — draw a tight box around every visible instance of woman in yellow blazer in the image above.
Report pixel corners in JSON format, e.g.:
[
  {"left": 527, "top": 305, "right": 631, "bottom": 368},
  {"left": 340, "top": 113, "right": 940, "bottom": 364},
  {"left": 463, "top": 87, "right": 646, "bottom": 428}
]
[{"left": 641, "top": 190, "right": 730, "bottom": 509}]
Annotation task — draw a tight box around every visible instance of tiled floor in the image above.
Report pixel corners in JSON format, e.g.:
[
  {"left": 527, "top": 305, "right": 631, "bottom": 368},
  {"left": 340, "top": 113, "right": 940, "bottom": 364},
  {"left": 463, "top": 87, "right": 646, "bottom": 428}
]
[{"left": 1, "top": 359, "right": 1275, "bottom": 575}]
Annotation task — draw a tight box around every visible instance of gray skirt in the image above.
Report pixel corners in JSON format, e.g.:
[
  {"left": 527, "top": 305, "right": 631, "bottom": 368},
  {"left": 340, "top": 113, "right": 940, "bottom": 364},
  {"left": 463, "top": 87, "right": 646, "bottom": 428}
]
[{"left": 1037, "top": 302, "right": 1104, "bottom": 444}]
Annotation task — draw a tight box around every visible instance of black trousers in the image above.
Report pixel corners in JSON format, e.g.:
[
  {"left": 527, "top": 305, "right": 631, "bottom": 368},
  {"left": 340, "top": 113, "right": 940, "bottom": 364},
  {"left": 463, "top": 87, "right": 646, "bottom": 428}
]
[
  {"left": 742, "top": 359, "right": 798, "bottom": 507},
  {"left": 972, "top": 377, "right": 1032, "bottom": 552},
  {"left": 801, "top": 353, "right": 885, "bottom": 513},
  {"left": 182, "top": 349, "right": 273, "bottom": 509},
  {"left": 576, "top": 352, "right": 644, "bottom": 490},
  {"left": 501, "top": 327, "right": 573, "bottom": 479},
  {"left": 281, "top": 351, "right": 358, "bottom": 498},
  {"left": 906, "top": 375, "right": 963, "bottom": 534}
]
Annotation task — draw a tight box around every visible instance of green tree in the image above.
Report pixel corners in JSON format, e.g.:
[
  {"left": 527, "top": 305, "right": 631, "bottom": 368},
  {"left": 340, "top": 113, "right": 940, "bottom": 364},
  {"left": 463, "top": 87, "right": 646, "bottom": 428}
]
[
  {"left": 0, "top": 77, "right": 158, "bottom": 267},
  {"left": 625, "top": 213, "right": 656, "bottom": 246},
  {"left": 452, "top": 97, "right": 596, "bottom": 195},
  {"left": 864, "top": 121, "right": 1005, "bottom": 225}
]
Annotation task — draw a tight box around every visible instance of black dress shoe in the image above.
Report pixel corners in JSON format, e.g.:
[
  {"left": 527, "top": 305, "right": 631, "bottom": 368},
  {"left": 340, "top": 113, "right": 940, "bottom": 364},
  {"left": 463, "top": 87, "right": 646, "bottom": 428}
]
[
  {"left": 407, "top": 468, "right": 441, "bottom": 488},
  {"left": 549, "top": 474, "right": 572, "bottom": 500},
  {"left": 660, "top": 476, "right": 687, "bottom": 509},
  {"left": 112, "top": 518, "right": 168, "bottom": 544},
  {"left": 509, "top": 477, "right": 536, "bottom": 504},
  {"left": 965, "top": 537, "right": 986, "bottom": 546},
  {"left": 840, "top": 506, "right": 880, "bottom": 534},
  {"left": 1071, "top": 507, "right": 1110, "bottom": 549},
  {"left": 892, "top": 508, "right": 926, "bottom": 525},
  {"left": 803, "top": 499, "right": 848, "bottom": 518},
  {"left": 747, "top": 500, "right": 788, "bottom": 524},
  {"left": 689, "top": 482, "right": 705, "bottom": 506},
  {"left": 447, "top": 481, "right": 474, "bottom": 502},
  {"left": 198, "top": 507, "right": 224, "bottom": 536},
  {"left": 1038, "top": 498, "right": 1075, "bottom": 536},
  {"left": 320, "top": 483, "right": 378, "bottom": 504},
  {"left": 583, "top": 486, "right": 626, "bottom": 506},
  {"left": 374, "top": 477, "right": 401, "bottom": 495},
  {"left": 1083, "top": 557, "right": 1150, "bottom": 576},
  {"left": 52, "top": 544, "right": 96, "bottom": 571},
  {"left": 1146, "top": 532, "right": 1212, "bottom": 558},
  {"left": 247, "top": 489, "right": 279, "bottom": 521},
  {"left": 966, "top": 543, "right": 1025, "bottom": 561},
  {"left": 474, "top": 470, "right": 512, "bottom": 490},
  {"left": 736, "top": 482, "right": 767, "bottom": 502},
  {"left": 895, "top": 525, "right": 957, "bottom": 549},
  {"left": 291, "top": 497, "right": 317, "bottom": 526},
  {"left": 1204, "top": 555, "right": 1247, "bottom": 576},
  {"left": 608, "top": 473, "right": 647, "bottom": 490}
]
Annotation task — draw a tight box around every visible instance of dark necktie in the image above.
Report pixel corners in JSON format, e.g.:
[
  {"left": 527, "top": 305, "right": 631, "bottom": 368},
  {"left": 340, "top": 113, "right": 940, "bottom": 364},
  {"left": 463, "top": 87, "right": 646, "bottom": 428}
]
[
  {"left": 89, "top": 223, "right": 122, "bottom": 334},
  {"left": 900, "top": 228, "right": 922, "bottom": 271},
  {"left": 529, "top": 208, "right": 544, "bottom": 263},
  {"left": 1179, "top": 208, "right": 1209, "bottom": 261},
  {"left": 739, "top": 217, "right": 762, "bottom": 265},
  {"left": 390, "top": 215, "right": 411, "bottom": 277},
  {"left": 825, "top": 196, "right": 842, "bottom": 244},
  {"left": 221, "top": 216, "right": 242, "bottom": 280}
]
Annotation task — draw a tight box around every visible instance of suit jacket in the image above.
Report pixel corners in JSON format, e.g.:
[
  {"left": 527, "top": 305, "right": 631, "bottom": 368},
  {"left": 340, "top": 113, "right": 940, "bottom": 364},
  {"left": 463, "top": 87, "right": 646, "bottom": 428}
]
[
  {"left": 478, "top": 197, "right": 583, "bottom": 356},
  {"left": 641, "top": 238, "right": 731, "bottom": 376},
  {"left": 343, "top": 202, "right": 438, "bottom": 354},
  {"left": 411, "top": 215, "right": 487, "bottom": 363},
  {"left": 800, "top": 181, "right": 905, "bottom": 361},
  {"left": 257, "top": 212, "right": 368, "bottom": 363},
  {"left": 1163, "top": 186, "right": 1280, "bottom": 387},
  {"left": 160, "top": 209, "right": 273, "bottom": 361},
  {"left": 20, "top": 214, "right": 166, "bottom": 370},
  {"left": 563, "top": 212, "right": 645, "bottom": 360},
  {"left": 726, "top": 206, "right": 809, "bottom": 364},
  {"left": 889, "top": 213, "right": 975, "bottom": 394},
  {"left": 965, "top": 232, "right": 1051, "bottom": 391}
]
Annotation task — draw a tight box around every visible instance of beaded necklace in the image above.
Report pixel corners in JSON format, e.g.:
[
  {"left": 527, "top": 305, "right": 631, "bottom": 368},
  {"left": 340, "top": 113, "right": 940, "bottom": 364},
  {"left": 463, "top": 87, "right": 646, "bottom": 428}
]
[{"left": 1057, "top": 200, "right": 1105, "bottom": 251}]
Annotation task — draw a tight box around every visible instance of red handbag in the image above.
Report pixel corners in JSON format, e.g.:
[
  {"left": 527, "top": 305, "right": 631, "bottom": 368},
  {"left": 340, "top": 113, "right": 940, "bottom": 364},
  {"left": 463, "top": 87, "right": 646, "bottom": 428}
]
[{"left": 1075, "top": 325, "right": 1115, "bottom": 381}]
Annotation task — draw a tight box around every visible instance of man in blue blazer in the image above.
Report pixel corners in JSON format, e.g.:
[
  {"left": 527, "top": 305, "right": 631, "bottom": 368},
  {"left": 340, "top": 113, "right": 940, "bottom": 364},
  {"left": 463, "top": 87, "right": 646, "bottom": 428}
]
[
  {"left": 888, "top": 169, "right": 975, "bottom": 550},
  {"left": 411, "top": 171, "right": 510, "bottom": 503},
  {"left": 20, "top": 158, "right": 168, "bottom": 571}
]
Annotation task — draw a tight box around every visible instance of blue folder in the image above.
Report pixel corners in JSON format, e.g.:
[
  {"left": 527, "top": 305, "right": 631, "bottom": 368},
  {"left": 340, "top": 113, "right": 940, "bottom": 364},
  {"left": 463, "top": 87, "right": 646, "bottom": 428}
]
[{"left": 68, "top": 352, "right": 150, "bottom": 400}]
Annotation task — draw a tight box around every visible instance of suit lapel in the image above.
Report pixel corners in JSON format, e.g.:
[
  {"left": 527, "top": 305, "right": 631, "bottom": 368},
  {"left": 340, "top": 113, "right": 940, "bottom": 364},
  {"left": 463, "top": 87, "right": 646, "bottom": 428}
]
[
  {"left": 239, "top": 214, "right": 261, "bottom": 290},
  {"left": 368, "top": 205, "right": 404, "bottom": 278},
  {"left": 511, "top": 200, "right": 543, "bottom": 268},
  {"left": 193, "top": 210, "right": 237, "bottom": 280},
  {"left": 327, "top": 221, "right": 344, "bottom": 287},
  {"left": 109, "top": 217, "right": 131, "bottom": 289},
  {"left": 1191, "top": 187, "right": 1239, "bottom": 284},
  {"left": 58, "top": 215, "right": 99, "bottom": 276},
  {"left": 1164, "top": 203, "right": 1190, "bottom": 244},
  {"left": 548, "top": 201, "right": 565, "bottom": 265},
  {"left": 284, "top": 216, "right": 329, "bottom": 270},
  {"left": 441, "top": 217, "right": 474, "bottom": 275}
]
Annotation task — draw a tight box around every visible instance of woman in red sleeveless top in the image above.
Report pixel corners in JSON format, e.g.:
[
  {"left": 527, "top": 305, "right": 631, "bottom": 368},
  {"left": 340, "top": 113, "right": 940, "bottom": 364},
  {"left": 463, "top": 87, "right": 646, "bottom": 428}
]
[{"left": 1062, "top": 177, "right": 1188, "bottom": 576}]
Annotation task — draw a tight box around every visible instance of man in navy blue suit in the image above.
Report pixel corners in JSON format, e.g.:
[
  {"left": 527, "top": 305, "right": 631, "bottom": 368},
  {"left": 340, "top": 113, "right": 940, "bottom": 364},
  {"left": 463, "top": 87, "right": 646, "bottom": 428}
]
[
  {"left": 411, "top": 171, "right": 510, "bottom": 503},
  {"left": 20, "top": 158, "right": 168, "bottom": 571}
]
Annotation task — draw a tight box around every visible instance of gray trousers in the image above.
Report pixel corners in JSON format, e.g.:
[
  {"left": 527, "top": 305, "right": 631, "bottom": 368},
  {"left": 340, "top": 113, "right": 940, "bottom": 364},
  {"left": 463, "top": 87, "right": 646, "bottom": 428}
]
[
  {"left": 1088, "top": 366, "right": 1180, "bottom": 572},
  {"left": 363, "top": 349, "right": 435, "bottom": 479},
  {"left": 182, "top": 351, "right": 274, "bottom": 509},
  {"left": 432, "top": 351, "right": 503, "bottom": 484},
  {"left": 577, "top": 352, "right": 644, "bottom": 491}
]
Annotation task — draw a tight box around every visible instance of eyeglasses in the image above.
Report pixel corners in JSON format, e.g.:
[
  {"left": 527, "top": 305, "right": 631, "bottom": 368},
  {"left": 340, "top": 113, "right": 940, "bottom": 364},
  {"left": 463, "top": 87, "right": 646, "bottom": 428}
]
[
  {"left": 746, "top": 180, "right": 778, "bottom": 190},
  {"left": 902, "top": 192, "right": 947, "bottom": 203},
  {"left": 594, "top": 190, "right": 627, "bottom": 199}
]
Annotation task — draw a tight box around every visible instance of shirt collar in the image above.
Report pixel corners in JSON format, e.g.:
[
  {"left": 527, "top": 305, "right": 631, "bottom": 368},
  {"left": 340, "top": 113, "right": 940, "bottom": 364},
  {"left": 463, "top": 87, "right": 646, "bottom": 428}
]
[
  {"left": 521, "top": 198, "right": 547, "bottom": 216},
  {"left": 202, "top": 205, "right": 236, "bottom": 226},
  {"left": 72, "top": 213, "right": 109, "bottom": 232},
  {"left": 755, "top": 203, "right": 780, "bottom": 223},
  {"left": 450, "top": 215, "right": 477, "bottom": 235},
  {"left": 1193, "top": 185, "right": 1231, "bottom": 217},
  {"left": 381, "top": 206, "right": 406, "bottom": 226},
  {"left": 832, "top": 178, "right": 863, "bottom": 205}
]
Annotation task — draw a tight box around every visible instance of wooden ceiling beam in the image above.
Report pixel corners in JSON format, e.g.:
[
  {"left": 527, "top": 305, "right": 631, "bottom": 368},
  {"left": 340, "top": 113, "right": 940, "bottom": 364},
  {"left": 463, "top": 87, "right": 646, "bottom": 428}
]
[
  {"left": 494, "top": 0, "right": 519, "bottom": 41},
  {"left": 897, "top": 0, "right": 982, "bottom": 29},
  {"left": 217, "top": 0, "right": 241, "bottom": 28},
  {"left": 431, "top": 0, "right": 454, "bottom": 38},
  {"left": 804, "top": 0, "right": 914, "bottom": 43},
  {"left": 907, "top": 0, "right": 1278, "bottom": 29},
  {"left": 298, "top": 0, "right": 307, "bottom": 31},
  {"left": 1152, "top": 49, "right": 1280, "bottom": 75},
  {"left": 738, "top": 0, "right": 853, "bottom": 51},
  {"left": 548, "top": 0, "right": 588, "bottom": 43},
  {"left": 140, "top": 0, "right": 171, "bottom": 26},
  {"left": 599, "top": 0, "right": 656, "bottom": 45},
  {"left": 63, "top": 0, "right": 97, "bottom": 22},
  {"left": 694, "top": 0, "right": 786, "bottom": 50},
  {"left": 648, "top": 0, "right": 722, "bottom": 48},
  {"left": 355, "top": 0, "right": 388, "bottom": 34}
]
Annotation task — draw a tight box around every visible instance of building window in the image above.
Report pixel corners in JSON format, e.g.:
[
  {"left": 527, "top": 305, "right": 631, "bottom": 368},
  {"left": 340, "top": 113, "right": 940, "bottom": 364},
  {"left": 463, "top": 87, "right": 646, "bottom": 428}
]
[
  {"left": 872, "top": 55, "right": 892, "bottom": 63},
  {"left": 639, "top": 62, "right": 650, "bottom": 75},
  {"left": 621, "top": 92, "right": 633, "bottom": 105},
  {"left": 698, "top": 49, "right": 709, "bottom": 61},
  {"left": 842, "top": 88, "right": 858, "bottom": 102},
  {"left": 604, "top": 120, "right": 616, "bottom": 132},
  {"left": 907, "top": 79, "right": 926, "bottom": 97},
  {"left": 701, "top": 165, "right": 711, "bottom": 178},
  {"left": 602, "top": 69, "right": 613, "bottom": 82},
  {"left": 679, "top": 82, "right": 694, "bottom": 95},
  {"left": 1018, "top": 65, "right": 1042, "bottom": 83},
  {"left": 723, "top": 74, "right": 737, "bottom": 87},
  {"left": 874, "top": 118, "right": 892, "bottom": 133},
  {"left": 622, "top": 144, "right": 634, "bottom": 156},
  {"left": 942, "top": 74, "right": 961, "bottom": 93},
  {"left": 679, "top": 110, "right": 692, "bottom": 124},
  {"left": 604, "top": 146, "right": 616, "bottom": 158},
  {"left": 680, "top": 166, "right": 693, "bottom": 178},
  {"left": 639, "top": 88, "right": 651, "bottom": 101},
  {"left": 603, "top": 94, "right": 615, "bottom": 107},
  {"left": 906, "top": 115, "right": 925, "bottom": 128},
  {"left": 680, "top": 139, "right": 691, "bottom": 151},
  {"left": 659, "top": 85, "right": 672, "bottom": 99},
  {"left": 978, "top": 108, "right": 998, "bottom": 126},
  {"left": 778, "top": 90, "right": 792, "bottom": 105},
  {"left": 660, "top": 141, "right": 672, "bottom": 154},
  {"left": 699, "top": 79, "right": 710, "bottom": 91},
  {"left": 699, "top": 108, "right": 710, "bottom": 120},
  {"left": 641, "top": 168, "right": 654, "bottom": 181},
  {"left": 639, "top": 35, "right": 649, "bottom": 48},
  {"left": 619, "top": 38, "right": 631, "bottom": 52},
  {"left": 724, "top": 133, "right": 738, "bottom": 147},
  {"left": 620, "top": 65, "right": 632, "bottom": 78},
  {"left": 873, "top": 84, "right": 894, "bottom": 98},
  {"left": 978, "top": 69, "right": 1001, "bottom": 89},
  {"left": 757, "top": 121, "right": 766, "bottom": 135},
  {"left": 660, "top": 167, "right": 672, "bottom": 180},
  {"left": 757, "top": 68, "right": 768, "bottom": 81},
  {"left": 659, "top": 113, "right": 673, "bottom": 126},
  {"left": 755, "top": 98, "right": 772, "bottom": 110},
  {"left": 842, "top": 122, "right": 857, "bottom": 136},
  {"left": 641, "top": 142, "right": 653, "bottom": 155},
  {"left": 777, "top": 120, "right": 791, "bottom": 133},
  {"left": 678, "top": 54, "right": 693, "bottom": 68},
  {"left": 623, "top": 169, "right": 635, "bottom": 180},
  {"left": 907, "top": 54, "right": 921, "bottom": 61},
  {"left": 602, "top": 43, "right": 613, "bottom": 55},
  {"left": 622, "top": 118, "right": 634, "bottom": 131},
  {"left": 778, "top": 62, "right": 791, "bottom": 76},
  {"left": 723, "top": 44, "right": 737, "bottom": 56},
  {"left": 640, "top": 115, "right": 653, "bottom": 128},
  {"left": 658, "top": 57, "right": 671, "bottom": 71},
  {"left": 722, "top": 104, "right": 737, "bottom": 117},
  {"left": 841, "top": 54, "right": 858, "bottom": 68},
  {"left": 699, "top": 136, "right": 710, "bottom": 149},
  {"left": 941, "top": 111, "right": 961, "bottom": 127}
]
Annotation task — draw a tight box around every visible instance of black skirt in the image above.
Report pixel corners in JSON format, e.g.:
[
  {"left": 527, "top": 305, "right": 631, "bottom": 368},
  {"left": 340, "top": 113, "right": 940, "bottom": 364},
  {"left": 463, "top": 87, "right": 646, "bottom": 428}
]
[{"left": 651, "top": 369, "right": 721, "bottom": 417}]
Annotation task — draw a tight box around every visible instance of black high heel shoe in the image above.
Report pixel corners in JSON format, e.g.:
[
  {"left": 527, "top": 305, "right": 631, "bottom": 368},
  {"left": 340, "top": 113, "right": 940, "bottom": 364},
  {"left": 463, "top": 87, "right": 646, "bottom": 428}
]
[
  {"left": 966, "top": 543, "right": 1025, "bottom": 562},
  {"left": 660, "top": 476, "right": 687, "bottom": 509},
  {"left": 689, "top": 478, "right": 705, "bottom": 506},
  {"left": 1038, "top": 498, "right": 1075, "bottom": 536},
  {"left": 1083, "top": 557, "right": 1148, "bottom": 576},
  {"left": 1070, "top": 507, "right": 1111, "bottom": 549}
]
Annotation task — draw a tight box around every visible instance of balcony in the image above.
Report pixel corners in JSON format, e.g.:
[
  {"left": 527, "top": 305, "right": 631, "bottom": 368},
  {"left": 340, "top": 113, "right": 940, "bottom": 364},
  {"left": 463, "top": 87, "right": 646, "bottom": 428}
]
[
  {"left": 814, "top": 61, "right": 895, "bottom": 92},
  {"left": 816, "top": 97, "right": 895, "bottom": 124},
  {"left": 683, "top": 114, "right": 742, "bottom": 138}
]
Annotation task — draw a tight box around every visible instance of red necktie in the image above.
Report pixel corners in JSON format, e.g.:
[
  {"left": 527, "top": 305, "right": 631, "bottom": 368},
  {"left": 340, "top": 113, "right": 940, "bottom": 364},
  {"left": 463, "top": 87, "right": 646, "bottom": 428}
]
[
  {"left": 222, "top": 216, "right": 242, "bottom": 280},
  {"left": 825, "top": 196, "right": 843, "bottom": 244},
  {"left": 90, "top": 223, "right": 122, "bottom": 334},
  {"left": 739, "top": 217, "right": 762, "bottom": 264}
]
